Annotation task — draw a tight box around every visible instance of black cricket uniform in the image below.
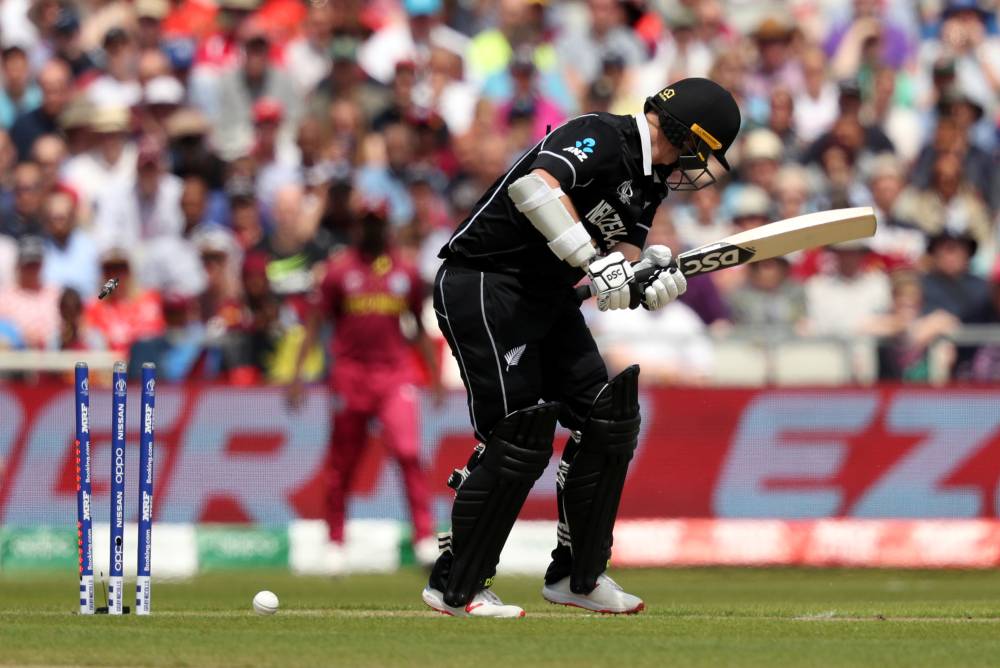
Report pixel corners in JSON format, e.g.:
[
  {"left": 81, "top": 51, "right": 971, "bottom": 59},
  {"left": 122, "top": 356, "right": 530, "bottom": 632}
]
[{"left": 435, "top": 112, "right": 667, "bottom": 441}]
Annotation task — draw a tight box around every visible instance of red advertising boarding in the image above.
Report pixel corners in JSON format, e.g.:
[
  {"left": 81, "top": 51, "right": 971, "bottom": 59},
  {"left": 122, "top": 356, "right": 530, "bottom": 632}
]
[{"left": 3, "top": 385, "right": 1000, "bottom": 527}]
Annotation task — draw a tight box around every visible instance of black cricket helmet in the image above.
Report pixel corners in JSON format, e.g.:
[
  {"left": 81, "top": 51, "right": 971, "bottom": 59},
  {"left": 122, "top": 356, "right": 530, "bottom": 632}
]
[{"left": 644, "top": 77, "right": 741, "bottom": 191}]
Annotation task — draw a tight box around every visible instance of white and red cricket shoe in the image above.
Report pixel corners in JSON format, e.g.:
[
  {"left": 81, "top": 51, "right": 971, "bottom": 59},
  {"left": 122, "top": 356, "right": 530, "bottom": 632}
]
[
  {"left": 542, "top": 574, "right": 644, "bottom": 614},
  {"left": 422, "top": 586, "right": 525, "bottom": 618}
]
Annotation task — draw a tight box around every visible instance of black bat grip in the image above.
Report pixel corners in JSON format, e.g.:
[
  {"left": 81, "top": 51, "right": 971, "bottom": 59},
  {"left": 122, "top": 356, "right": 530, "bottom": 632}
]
[{"left": 574, "top": 264, "right": 663, "bottom": 305}]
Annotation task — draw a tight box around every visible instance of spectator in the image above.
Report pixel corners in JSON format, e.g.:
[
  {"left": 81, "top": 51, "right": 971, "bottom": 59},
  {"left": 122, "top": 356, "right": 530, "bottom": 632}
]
[
  {"left": 634, "top": 8, "right": 712, "bottom": 92},
  {"left": 969, "top": 265, "right": 1000, "bottom": 382},
  {"left": 308, "top": 44, "right": 388, "bottom": 123},
  {"left": 165, "top": 107, "right": 227, "bottom": 190},
  {"left": 920, "top": 229, "right": 990, "bottom": 323},
  {"left": 735, "top": 128, "right": 783, "bottom": 197},
  {"left": 594, "top": 297, "right": 714, "bottom": 385},
  {"left": 83, "top": 247, "right": 165, "bottom": 353},
  {"left": 556, "top": 0, "right": 646, "bottom": 98},
  {"left": 137, "top": 47, "right": 172, "bottom": 86},
  {"left": 805, "top": 240, "right": 891, "bottom": 337},
  {"left": 87, "top": 28, "right": 142, "bottom": 108},
  {"left": 135, "top": 0, "right": 170, "bottom": 51},
  {"left": 919, "top": 1, "right": 1000, "bottom": 120},
  {"left": 31, "top": 134, "right": 67, "bottom": 196},
  {"left": 894, "top": 151, "right": 992, "bottom": 259},
  {"left": 0, "top": 234, "right": 14, "bottom": 288},
  {"left": 825, "top": 0, "right": 914, "bottom": 77},
  {"left": 227, "top": 177, "right": 264, "bottom": 250},
  {"left": 129, "top": 293, "right": 212, "bottom": 380},
  {"left": 93, "top": 137, "right": 185, "bottom": 249},
  {"left": 251, "top": 183, "right": 330, "bottom": 320},
  {"left": 743, "top": 17, "right": 803, "bottom": 112},
  {"left": 41, "top": 189, "right": 99, "bottom": 298},
  {"left": 773, "top": 164, "right": 814, "bottom": 221},
  {"left": 50, "top": 6, "right": 99, "bottom": 79},
  {"left": 868, "top": 66, "right": 922, "bottom": 164},
  {"left": 9, "top": 58, "right": 70, "bottom": 160},
  {"left": 179, "top": 175, "right": 223, "bottom": 234},
  {"left": 56, "top": 287, "right": 102, "bottom": 351},
  {"left": 420, "top": 46, "right": 478, "bottom": 136},
  {"left": 912, "top": 93, "right": 993, "bottom": 205},
  {"left": 872, "top": 272, "right": 959, "bottom": 382},
  {"left": 767, "top": 87, "right": 799, "bottom": 159},
  {"left": 1, "top": 161, "right": 45, "bottom": 238},
  {"left": 864, "top": 154, "right": 926, "bottom": 267},
  {"left": 794, "top": 47, "right": 839, "bottom": 145},
  {"left": 193, "top": 226, "right": 243, "bottom": 327},
  {"left": 0, "top": 129, "right": 14, "bottom": 207},
  {"left": 0, "top": 236, "right": 61, "bottom": 349},
  {"left": 673, "top": 184, "right": 731, "bottom": 252},
  {"left": 63, "top": 106, "right": 137, "bottom": 207},
  {"left": 190, "top": 0, "right": 258, "bottom": 72},
  {"left": 0, "top": 45, "right": 41, "bottom": 129},
  {"left": 371, "top": 60, "right": 420, "bottom": 132},
  {"left": 728, "top": 257, "right": 807, "bottom": 333},
  {"left": 284, "top": 1, "right": 334, "bottom": 95},
  {"left": 356, "top": 0, "right": 468, "bottom": 86},
  {"left": 803, "top": 80, "right": 894, "bottom": 168},
  {"left": 57, "top": 97, "right": 94, "bottom": 158},
  {"left": 213, "top": 20, "right": 300, "bottom": 162},
  {"left": 140, "top": 75, "right": 186, "bottom": 140},
  {"left": 252, "top": 98, "right": 299, "bottom": 207},
  {"left": 356, "top": 122, "right": 418, "bottom": 226},
  {"left": 496, "top": 47, "right": 565, "bottom": 142}
]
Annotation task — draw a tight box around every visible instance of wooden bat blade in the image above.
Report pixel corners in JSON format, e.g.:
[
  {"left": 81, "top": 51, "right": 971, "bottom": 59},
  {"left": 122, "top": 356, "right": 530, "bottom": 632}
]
[
  {"left": 575, "top": 207, "right": 877, "bottom": 302},
  {"left": 676, "top": 206, "right": 877, "bottom": 276}
]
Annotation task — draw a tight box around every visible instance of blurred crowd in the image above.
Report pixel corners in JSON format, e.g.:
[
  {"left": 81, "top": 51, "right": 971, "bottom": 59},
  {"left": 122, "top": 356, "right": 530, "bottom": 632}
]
[{"left": 0, "top": 0, "right": 998, "bottom": 385}]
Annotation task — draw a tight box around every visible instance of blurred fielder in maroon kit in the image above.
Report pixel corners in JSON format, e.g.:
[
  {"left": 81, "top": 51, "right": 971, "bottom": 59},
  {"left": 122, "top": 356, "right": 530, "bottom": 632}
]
[{"left": 289, "top": 200, "right": 442, "bottom": 572}]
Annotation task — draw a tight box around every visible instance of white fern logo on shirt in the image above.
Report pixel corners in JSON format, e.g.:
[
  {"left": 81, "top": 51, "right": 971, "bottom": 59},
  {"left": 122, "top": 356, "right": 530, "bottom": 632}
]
[{"left": 504, "top": 345, "right": 527, "bottom": 372}]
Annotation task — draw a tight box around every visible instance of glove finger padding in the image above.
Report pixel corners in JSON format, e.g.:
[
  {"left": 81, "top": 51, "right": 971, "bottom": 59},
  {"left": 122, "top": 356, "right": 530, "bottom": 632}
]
[
  {"left": 598, "top": 285, "right": 631, "bottom": 311},
  {"left": 643, "top": 268, "right": 687, "bottom": 311}
]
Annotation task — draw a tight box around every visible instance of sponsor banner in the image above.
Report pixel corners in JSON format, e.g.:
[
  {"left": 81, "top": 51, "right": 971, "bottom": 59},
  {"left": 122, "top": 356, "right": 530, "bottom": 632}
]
[
  {"left": 611, "top": 519, "right": 1000, "bottom": 569},
  {"left": 289, "top": 519, "right": 401, "bottom": 574},
  {"left": 0, "top": 526, "right": 77, "bottom": 569},
  {"left": 4, "top": 386, "right": 1000, "bottom": 526},
  {"left": 197, "top": 525, "right": 289, "bottom": 570}
]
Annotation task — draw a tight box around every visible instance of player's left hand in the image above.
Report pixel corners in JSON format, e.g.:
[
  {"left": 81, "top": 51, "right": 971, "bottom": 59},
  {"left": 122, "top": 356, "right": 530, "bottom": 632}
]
[
  {"left": 588, "top": 251, "right": 635, "bottom": 311},
  {"left": 638, "top": 245, "right": 687, "bottom": 311}
]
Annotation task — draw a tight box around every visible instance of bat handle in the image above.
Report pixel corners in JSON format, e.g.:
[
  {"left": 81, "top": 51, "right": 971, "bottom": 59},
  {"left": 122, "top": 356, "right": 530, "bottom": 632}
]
[{"left": 574, "top": 263, "right": 667, "bottom": 306}]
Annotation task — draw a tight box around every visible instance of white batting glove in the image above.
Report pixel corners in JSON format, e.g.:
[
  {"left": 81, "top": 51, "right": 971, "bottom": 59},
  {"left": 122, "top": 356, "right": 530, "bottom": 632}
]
[
  {"left": 587, "top": 252, "right": 634, "bottom": 311},
  {"left": 638, "top": 245, "right": 687, "bottom": 311}
]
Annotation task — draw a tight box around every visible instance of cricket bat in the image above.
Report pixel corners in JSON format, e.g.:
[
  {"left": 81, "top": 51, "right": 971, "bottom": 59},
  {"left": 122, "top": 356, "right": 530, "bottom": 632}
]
[{"left": 576, "top": 206, "right": 877, "bottom": 303}]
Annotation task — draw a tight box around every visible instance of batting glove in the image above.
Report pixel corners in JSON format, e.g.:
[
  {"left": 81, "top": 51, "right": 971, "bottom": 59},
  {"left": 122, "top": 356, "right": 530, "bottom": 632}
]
[
  {"left": 638, "top": 245, "right": 687, "bottom": 311},
  {"left": 587, "top": 251, "right": 634, "bottom": 311}
]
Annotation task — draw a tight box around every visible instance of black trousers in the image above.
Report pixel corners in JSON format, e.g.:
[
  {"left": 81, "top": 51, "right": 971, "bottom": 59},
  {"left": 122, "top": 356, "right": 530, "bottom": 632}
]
[{"left": 433, "top": 262, "right": 608, "bottom": 442}]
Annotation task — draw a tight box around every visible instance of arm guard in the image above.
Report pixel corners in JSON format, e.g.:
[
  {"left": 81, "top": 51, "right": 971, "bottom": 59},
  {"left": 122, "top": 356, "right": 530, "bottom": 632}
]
[{"left": 508, "top": 173, "right": 597, "bottom": 268}]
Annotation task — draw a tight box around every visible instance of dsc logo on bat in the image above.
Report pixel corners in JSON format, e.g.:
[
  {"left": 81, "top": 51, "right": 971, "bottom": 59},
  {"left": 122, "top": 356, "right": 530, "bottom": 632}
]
[{"left": 680, "top": 245, "right": 754, "bottom": 274}]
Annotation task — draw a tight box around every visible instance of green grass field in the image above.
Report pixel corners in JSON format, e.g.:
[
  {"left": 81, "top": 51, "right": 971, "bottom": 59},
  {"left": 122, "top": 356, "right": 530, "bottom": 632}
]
[{"left": 2, "top": 568, "right": 1000, "bottom": 667}]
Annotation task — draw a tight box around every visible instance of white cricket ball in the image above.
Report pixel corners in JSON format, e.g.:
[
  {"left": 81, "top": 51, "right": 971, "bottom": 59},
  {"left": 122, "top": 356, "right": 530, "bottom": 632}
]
[{"left": 252, "top": 590, "right": 279, "bottom": 615}]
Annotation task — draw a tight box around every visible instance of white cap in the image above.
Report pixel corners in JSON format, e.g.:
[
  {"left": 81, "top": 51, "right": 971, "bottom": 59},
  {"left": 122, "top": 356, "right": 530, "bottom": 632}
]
[
  {"left": 742, "top": 128, "right": 783, "bottom": 163},
  {"left": 144, "top": 76, "right": 185, "bottom": 106}
]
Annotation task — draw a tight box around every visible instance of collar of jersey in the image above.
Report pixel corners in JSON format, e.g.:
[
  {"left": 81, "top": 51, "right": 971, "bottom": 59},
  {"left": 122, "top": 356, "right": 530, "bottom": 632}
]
[{"left": 633, "top": 112, "right": 653, "bottom": 177}]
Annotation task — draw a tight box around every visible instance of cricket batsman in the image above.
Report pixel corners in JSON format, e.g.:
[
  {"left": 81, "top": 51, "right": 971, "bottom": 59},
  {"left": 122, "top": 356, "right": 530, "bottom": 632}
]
[{"left": 422, "top": 78, "right": 741, "bottom": 617}]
